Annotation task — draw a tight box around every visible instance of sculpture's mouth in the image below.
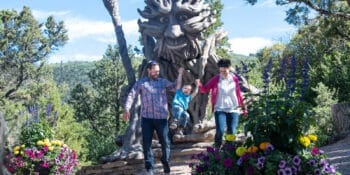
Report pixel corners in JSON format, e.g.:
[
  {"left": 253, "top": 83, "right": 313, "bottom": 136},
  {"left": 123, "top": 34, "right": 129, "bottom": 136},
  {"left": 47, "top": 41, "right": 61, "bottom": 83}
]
[{"left": 164, "top": 38, "right": 188, "bottom": 50}]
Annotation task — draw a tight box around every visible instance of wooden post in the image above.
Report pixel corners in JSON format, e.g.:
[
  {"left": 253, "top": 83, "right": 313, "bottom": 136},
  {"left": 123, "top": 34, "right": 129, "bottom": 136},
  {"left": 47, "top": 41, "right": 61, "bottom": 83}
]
[{"left": 331, "top": 102, "right": 350, "bottom": 134}]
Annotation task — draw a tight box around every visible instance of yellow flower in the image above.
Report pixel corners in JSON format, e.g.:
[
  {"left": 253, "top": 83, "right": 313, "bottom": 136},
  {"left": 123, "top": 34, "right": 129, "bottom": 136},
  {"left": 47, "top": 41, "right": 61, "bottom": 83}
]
[
  {"left": 51, "top": 140, "right": 56, "bottom": 145},
  {"left": 236, "top": 146, "right": 247, "bottom": 156},
  {"left": 308, "top": 134, "right": 318, "bottom": 142},
  {"left": 225, "top": 134, "right": 236, "bottom": 141},
  {"left": 48, "top": 146, "right": 54, "bottom": 151},
  {"left": 44, "top": 140, "right": 51, "bottom": 146},
  {"left": 259, "top": 142, "right": 271, "bottom": 151},
  {"left": 14, "top": 146, "right": 20, "bottom": 151},
  {"left": 247, "top": 146, "right": 259, "bottom": 153},
  {"left": 37, "top": 140, "right": 44, "bottom": 146},
  {"left": 14, "top": 150, "right": 19, "bottom": 155},
  {"left": 20, "top": 151, "right": 24, "bottom": 156},
  {"left": 299, "top": 136, "right": 311, "bottom": 147},
  {"left": 58, "top": 140, "right": 64, "bottom": 147},
  {"left": 21, "top": 144, "right": 25, "bottom": 148}
]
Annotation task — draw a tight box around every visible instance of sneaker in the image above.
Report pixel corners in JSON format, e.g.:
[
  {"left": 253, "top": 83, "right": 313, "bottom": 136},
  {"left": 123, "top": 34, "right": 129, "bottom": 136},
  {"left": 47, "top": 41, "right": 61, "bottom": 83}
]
[
  {"left": 145, "top": 169, "right": 154, "bottom": 175},
  {"left": 163, "top": 162, "right": 170, "bottom": 174},
  {"left": 169, "top": 119, "right": 178, "bottom": 129},
  {"left": 175, "top": 128, "right": 184, "bottom": 136}
]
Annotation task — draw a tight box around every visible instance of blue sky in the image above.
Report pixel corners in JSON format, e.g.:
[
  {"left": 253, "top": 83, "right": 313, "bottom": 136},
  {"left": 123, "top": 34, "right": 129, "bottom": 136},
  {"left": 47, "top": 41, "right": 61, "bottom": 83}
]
[{"left": 0, "top": 0, "right": 296, "bottom": 63}]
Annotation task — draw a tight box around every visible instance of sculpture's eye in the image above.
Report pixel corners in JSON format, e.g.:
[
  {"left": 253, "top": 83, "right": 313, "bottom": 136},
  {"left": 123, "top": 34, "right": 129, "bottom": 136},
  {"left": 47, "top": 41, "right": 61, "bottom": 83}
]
[
  {"left": 178, "top": 14, "right": 189, "bottom": 21},
  {"left": 159, "top": 16, "right": 169, "bottom": 23}
]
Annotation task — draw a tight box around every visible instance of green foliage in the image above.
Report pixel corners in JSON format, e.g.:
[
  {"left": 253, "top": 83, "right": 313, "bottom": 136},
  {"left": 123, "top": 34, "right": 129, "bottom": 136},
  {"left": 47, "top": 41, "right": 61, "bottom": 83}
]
[
  {"left": 245, "top": 0, "right": 350, "bottom": 26},
  {"left": 244, "top": 92, "right": 314, "bottom": 154},
  {"left": 20, "top": 121, "right": 54, "bottom": 148},
  {"left": 69, "top": 45, "right": 136, "bottom": 162},
  {"left": 205, "top": 0, "right": 230, "bottom": 58},
  {"left": 310, "top": 83, "right": 337, "bottom": 146},
  {"left": 50, "top": 61, "right": 95, "bottom": 100},
  {"left": 0, "top": 6, "right": 68, "bottom": 101},
  {"left": 83, "top": 132, "right": 118, "bottom": 163}
]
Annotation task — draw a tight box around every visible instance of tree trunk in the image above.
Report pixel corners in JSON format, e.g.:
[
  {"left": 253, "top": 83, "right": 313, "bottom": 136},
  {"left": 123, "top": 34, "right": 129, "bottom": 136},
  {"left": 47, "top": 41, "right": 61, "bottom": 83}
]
[
  {"left": 101, "top": 0, "right": 143, "bottom": 162},
  {"left": 331, "top": 102, "right": 350, "bottom": 134},
  {"left": 0, "top": 112, "right": 6, "bottom": 175}
]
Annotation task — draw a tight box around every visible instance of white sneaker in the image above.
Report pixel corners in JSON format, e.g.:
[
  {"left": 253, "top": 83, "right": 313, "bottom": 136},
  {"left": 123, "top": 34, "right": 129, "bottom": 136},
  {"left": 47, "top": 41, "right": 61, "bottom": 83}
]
[{"left": 169, "top": 120, "right": 178, "bottom": 129}]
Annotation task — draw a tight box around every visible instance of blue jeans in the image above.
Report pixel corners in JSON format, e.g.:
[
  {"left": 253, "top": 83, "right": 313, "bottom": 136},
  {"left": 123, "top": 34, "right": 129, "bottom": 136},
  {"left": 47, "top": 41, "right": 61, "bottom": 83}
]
[
  {"left": 214, "top": 111, "right": 239, "bottom": 147},
  {"left": 171, "top": 105, "right": 189, "bottom": 128},
  {"left": 141, "top": 117, "right": 170, "bottom": 170}
]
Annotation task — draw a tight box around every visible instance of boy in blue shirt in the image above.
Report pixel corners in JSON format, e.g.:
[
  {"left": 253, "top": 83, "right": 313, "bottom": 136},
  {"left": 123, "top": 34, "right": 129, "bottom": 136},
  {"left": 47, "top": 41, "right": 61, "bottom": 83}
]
[{"left": 170, "top": 67, "right": 199, "bottom": 134}]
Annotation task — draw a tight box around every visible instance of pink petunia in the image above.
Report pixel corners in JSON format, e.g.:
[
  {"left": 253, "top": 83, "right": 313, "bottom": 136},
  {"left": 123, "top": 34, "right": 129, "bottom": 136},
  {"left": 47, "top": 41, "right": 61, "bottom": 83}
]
[
  {"left": 311, "top": 147, "right": 319, "bottom": 156},
  {"left": 41, "top": 161, "right": 49, "bottom": 168}
]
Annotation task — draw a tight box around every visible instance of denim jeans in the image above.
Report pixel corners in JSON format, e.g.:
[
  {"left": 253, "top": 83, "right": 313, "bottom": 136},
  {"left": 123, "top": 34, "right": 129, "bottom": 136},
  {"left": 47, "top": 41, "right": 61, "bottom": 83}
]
[
  {"left": 214, "top": 111, "right": 239, "bottom": 148},
  {"left": 171, "top": 105, "right": 189, "bottom": 128},
  {"left": 141, "top": 117, "right": 170, "bottom": 170}
]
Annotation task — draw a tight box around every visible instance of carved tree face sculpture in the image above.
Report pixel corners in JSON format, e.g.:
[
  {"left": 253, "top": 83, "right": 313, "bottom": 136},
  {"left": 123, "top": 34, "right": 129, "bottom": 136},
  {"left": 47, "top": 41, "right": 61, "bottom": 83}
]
[{"left": 138, "top": 0, "right": 216, "bottom": 64}]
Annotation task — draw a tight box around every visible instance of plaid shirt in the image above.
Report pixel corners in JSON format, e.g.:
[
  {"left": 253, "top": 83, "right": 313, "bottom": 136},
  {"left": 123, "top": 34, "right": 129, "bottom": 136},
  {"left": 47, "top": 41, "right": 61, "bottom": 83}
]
[{"left": 124, "top": 77, "right": 176, "bottom": 119}]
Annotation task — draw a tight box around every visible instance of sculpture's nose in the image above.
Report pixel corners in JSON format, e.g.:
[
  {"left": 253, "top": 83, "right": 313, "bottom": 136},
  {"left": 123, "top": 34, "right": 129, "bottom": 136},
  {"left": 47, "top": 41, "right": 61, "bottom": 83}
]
[{"left": 164, "top": 24, "right": 184, "bottom": 39}]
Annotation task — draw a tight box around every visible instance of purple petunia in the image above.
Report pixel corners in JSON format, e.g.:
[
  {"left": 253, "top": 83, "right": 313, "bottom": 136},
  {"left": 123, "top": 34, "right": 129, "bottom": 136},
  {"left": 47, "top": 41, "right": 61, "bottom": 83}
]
[
  {"left": 277, "top": 168, "right": 286, "bottom": 175},
  {"left": 279, "top": 160, "right": 287, "bottom": 169},
  {"left": 314, "top": 168, "right": 321, "bottom": 175},
  {"left": 207, "top": 147, "right": 215, "bottom": 153},
  {"left": 284, "top": 167, "right": 292, "bottom": 175},
  {"left": 257, "top": 156, "right": 265, "bottom": 163},
  {"left": 292, "top": 155, "right": 301, "bottom": 166}
]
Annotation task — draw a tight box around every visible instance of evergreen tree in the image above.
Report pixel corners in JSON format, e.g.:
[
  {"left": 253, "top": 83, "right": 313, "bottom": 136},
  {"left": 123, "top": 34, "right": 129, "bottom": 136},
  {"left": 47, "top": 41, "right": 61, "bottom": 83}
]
[{"left": 0, "top": 6, "right": 68, "bottom": 102}]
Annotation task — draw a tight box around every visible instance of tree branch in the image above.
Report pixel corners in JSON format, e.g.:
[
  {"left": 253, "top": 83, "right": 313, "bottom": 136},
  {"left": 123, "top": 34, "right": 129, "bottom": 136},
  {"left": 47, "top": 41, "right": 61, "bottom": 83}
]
[{"left": 289, "top": 0, "right": 350, "bottom": 19}]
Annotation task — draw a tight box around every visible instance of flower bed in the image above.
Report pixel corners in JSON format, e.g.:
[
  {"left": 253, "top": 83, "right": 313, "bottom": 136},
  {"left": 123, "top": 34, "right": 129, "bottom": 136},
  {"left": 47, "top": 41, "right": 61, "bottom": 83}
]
[
  {"left": 5, "top": 139, "right": 78, "bottom": 174},
  {"left": 190, "top": 134, "right": 340, "bottom": 175}
]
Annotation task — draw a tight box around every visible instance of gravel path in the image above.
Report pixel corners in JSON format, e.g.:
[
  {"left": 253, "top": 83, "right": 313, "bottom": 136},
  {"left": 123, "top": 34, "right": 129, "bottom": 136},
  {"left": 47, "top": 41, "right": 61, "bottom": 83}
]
[{"left": 321, "top": 134, "right": 350, "bottom": 175}]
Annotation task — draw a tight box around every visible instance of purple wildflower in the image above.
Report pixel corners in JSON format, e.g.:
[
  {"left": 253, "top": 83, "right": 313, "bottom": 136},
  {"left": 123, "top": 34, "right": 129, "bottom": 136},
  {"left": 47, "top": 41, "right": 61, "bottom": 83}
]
[
  {"left": 286, "top": 55, "right": 296, "bottom": 96},
  {"left": 278, "top": 57, "right": 287, "bottom": 81},
  {"left": 262, "top": 58, "right": 272, "bottom": 94},
  {"left": 46, "top": 103, "right": 52, "bottom": 119},
  {"left": 52, "top": 111, "right": 58, "bottom": 127},
  {"left": 300, "top": 57, "right": 309, "bottom": 99}
]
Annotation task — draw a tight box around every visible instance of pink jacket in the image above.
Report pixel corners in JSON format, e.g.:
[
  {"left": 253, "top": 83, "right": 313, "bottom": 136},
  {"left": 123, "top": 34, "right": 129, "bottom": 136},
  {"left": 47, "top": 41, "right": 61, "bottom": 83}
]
[{"left": 198, "top": 74, "right": 246, "bottom": 113}]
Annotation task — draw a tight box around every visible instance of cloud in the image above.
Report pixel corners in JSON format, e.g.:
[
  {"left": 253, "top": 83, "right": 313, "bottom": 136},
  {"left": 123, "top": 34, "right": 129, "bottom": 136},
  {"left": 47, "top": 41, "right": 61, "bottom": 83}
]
[
  {"left": 255, "top": 0, "right": 276, "bottom": 8},
  {"left": 32, "top": 9, "right": 140, "bottom": 44},
  {"left": 229, "top": 37, "right": 274, "bottom": 56},
  {"left": 65, "top": 19, "right": 114, "bottom": 41},
  {"left": 32, "top": 9, "right": 71, "bottom": 20},
  {"left": 49, "top": 54, "right": 102, "bottom": 63}
]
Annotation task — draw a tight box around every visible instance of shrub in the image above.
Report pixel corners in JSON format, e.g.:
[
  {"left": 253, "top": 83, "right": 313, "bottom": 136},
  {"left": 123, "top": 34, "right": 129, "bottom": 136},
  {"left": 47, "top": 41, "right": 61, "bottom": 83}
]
[{"left": 4, "top": 104, "right": 79, "bottom": 174}]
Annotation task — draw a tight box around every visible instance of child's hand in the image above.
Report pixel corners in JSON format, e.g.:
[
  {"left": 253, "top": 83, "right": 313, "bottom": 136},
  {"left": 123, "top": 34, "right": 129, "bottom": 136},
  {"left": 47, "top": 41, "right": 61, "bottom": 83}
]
[
  {"left": 195, "top": 79, "right": 200, "bottom": 85},
  {"left": 178, "top": 67, "right": 184, "bottom": 75}
]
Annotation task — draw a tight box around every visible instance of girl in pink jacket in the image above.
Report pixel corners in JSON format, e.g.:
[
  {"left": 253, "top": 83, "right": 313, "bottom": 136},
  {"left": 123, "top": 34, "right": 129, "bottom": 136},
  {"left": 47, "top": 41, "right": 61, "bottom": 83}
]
[{"left": 198, "top": 59, "right": 247, "bottom": 148}]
